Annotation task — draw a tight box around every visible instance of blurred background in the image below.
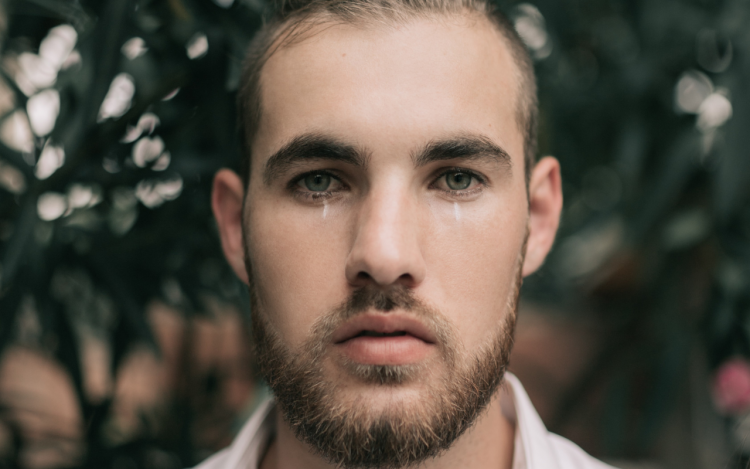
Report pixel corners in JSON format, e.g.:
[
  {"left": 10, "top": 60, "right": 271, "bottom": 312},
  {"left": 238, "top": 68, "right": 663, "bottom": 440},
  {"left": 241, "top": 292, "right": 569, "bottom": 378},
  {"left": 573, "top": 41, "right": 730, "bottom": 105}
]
[{"left": 0, "top": 0, "right": 748, "bottom": 467}]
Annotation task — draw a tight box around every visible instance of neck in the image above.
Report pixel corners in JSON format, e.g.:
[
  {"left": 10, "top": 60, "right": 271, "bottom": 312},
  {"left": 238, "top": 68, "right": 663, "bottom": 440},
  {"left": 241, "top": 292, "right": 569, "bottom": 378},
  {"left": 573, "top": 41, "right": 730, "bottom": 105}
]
[{"left": 260, "top": 388, "right": 515, "bottom": 469}]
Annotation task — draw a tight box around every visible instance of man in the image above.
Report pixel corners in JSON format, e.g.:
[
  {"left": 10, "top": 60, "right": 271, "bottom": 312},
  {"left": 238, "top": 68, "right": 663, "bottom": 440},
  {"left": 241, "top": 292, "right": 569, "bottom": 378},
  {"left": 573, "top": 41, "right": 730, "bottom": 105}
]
[{"left": 207, "top": 0, "right": 616, "bottom": 467}]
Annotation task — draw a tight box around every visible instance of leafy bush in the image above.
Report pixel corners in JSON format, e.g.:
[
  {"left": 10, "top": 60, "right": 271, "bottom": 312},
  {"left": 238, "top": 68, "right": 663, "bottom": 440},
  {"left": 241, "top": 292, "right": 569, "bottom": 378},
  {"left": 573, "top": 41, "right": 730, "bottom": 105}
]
[{"left": 1, "top": 0, "right": 749, "bottom": 466}]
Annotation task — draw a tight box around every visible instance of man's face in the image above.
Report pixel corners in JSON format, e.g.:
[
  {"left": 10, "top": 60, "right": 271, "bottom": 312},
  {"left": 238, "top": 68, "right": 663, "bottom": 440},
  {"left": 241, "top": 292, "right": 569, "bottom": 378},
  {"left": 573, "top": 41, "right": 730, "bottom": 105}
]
[{"left": 213, "top": 13, "right": 562, "bottom": 468}]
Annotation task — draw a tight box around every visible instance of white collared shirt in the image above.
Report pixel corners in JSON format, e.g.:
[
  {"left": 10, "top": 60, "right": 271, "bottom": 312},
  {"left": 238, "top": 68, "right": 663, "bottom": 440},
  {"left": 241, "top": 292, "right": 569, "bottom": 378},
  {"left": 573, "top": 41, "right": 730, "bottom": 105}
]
[{"left": 194, "top": 373, "right": 617, "bottom": 469}]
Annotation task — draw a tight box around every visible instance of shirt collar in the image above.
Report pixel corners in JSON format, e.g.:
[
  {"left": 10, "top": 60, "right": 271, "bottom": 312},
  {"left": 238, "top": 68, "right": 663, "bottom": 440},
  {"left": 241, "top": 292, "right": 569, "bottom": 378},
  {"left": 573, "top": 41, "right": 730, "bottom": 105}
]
[{"left": 503, "top": 372, "right": 562, "bottom": 469}]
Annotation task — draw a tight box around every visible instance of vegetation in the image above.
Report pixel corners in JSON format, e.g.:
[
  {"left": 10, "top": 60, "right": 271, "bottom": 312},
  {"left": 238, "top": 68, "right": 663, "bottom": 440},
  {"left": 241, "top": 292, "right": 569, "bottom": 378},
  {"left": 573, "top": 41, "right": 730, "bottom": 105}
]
[{"left": 0, "top": 0, "right": 748, "bottom": 467}]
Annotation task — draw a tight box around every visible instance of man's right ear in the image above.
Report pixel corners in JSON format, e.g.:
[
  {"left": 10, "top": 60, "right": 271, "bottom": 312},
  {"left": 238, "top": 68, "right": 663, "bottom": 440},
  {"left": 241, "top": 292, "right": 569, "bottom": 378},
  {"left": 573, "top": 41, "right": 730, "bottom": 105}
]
[{"left": 212, "top": 169, "right": 250, "bottom": 285}]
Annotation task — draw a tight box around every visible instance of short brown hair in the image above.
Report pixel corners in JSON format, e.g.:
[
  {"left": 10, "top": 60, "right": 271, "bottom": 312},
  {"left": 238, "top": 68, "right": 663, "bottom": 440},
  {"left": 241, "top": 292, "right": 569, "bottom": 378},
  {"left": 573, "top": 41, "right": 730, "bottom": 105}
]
[{"left": 237, "top": 0, "right": 538, "bottom": 186}]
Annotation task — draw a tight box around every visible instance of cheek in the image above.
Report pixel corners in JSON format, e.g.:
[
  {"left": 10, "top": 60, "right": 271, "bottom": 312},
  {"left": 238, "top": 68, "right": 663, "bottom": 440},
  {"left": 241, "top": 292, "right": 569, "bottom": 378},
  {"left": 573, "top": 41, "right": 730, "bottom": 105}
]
[
  {"left": 244, "top": 197, "right": 351, "bottom": 345},
  {"left": 422, "top": 193, "right": 526, "bottom": 347}
]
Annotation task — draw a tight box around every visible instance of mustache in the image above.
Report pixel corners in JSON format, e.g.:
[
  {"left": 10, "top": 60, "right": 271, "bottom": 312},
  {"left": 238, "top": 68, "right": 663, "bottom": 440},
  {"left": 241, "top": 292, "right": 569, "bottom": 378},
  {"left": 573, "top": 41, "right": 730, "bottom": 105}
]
[
  {"left": 346, "top": 283, "right": 417, "bottom": 315},
  {"left": 304, "top": 284, "right": 457, "bottom": 363}
]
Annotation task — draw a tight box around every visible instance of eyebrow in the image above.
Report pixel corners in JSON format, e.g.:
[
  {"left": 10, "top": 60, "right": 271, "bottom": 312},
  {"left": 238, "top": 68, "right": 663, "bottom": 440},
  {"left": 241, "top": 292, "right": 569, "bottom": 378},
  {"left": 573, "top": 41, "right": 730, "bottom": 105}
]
[
  {"left": 262, "top": 132, "right": 511, "bottom": 184},
  {"left": 413, "top": 135, "right": 512, "bottom": 172},
  {"left": 263, "top": 133, "right": 368, "bottom": 185}
]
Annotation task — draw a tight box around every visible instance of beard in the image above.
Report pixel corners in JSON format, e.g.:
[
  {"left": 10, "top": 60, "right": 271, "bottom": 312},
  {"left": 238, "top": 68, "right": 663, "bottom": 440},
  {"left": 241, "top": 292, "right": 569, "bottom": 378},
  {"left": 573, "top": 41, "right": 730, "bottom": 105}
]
[{"left": 246, "top": 249, "right": 524, "bottom": 469}]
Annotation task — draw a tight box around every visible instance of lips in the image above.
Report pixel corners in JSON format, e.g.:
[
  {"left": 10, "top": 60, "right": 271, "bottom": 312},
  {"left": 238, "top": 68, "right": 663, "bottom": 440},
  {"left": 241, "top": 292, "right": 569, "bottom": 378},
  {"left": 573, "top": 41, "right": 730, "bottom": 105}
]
[
  {"left": 332, "top": 314, "right": 437, "bottom": 366},
  {"left": 332, "top": 315, "right": 437, "bottom": 344}
]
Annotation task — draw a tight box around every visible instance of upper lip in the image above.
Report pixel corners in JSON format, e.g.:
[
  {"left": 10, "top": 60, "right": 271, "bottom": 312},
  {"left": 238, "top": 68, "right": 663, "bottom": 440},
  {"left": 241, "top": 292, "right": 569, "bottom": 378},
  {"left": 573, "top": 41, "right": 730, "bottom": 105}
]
[{"left": 332, "top": 314, "right": 437, "bottom": 344}]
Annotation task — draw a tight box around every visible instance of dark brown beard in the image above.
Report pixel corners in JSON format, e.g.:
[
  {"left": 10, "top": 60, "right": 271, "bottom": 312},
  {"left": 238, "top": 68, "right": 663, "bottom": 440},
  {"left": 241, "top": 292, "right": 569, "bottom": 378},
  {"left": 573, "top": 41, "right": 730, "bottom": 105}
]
[
  {"left": 248, "top": 270, "right": 522, "bottom": 469},
  {"left": 242, "top": 213, "right": 527, "bottom": 468}
]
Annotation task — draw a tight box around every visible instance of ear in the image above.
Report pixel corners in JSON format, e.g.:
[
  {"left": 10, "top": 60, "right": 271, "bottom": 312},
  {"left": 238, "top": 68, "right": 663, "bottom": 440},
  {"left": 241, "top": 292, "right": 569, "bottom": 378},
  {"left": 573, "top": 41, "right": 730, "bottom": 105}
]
[
  {"left": 212, "top": 169, "right": 250, "bottom": 285},
  {"left": 522, "top": 157, "right": 563, "bottom": 277}
]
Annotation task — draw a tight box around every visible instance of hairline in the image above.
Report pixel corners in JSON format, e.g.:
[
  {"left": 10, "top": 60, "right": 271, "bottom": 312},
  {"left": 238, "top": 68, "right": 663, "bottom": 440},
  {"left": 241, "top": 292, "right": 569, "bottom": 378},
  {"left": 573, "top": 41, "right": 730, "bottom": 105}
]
[{"left": 238, "top": 5, "right": 537, "bottom": 189}]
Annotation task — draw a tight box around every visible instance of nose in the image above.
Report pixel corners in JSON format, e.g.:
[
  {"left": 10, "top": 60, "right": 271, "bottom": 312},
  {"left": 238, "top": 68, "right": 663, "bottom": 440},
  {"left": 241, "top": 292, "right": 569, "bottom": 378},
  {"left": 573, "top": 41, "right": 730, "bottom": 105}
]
[{"left": 345, "top": 185, "right": 426, "bottom": 288}]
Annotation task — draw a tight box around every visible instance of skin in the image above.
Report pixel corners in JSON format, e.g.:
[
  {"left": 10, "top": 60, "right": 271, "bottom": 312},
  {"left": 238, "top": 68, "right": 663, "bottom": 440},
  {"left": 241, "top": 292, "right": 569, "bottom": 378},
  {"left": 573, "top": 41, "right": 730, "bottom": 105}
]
[{"left": 212, "top": 13, "right": 562, "bottom": 469}]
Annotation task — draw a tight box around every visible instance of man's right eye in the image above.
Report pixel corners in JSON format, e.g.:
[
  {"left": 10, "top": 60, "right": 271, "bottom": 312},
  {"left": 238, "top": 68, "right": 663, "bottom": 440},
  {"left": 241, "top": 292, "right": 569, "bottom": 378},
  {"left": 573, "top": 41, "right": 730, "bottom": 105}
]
[
  {"left": 300, "top": 172, "right": 332, "bottom": 191},
  {"left": 293, "top": 172, "right": 346, "bottom": 197}
]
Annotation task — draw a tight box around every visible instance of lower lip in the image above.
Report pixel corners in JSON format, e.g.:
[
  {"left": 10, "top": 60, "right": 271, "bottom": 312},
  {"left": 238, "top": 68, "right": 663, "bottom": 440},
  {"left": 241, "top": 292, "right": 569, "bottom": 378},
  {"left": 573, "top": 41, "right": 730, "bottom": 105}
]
[{"left": 336, "top": 335, "right": 433, "bottom": 365}]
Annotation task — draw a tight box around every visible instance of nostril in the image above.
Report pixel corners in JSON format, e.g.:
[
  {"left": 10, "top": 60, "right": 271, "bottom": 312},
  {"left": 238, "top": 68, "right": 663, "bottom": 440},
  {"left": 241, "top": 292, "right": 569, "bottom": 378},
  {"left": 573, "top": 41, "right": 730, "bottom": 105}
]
[
  {"left": 348, "top": 271, "right": 374, "bottom": 287},
  {"left": 397, "top": 273, "right": 417, "bottom": 287},
  {"left": 356, "top": 272, "right": 373, "bottom": 282}
]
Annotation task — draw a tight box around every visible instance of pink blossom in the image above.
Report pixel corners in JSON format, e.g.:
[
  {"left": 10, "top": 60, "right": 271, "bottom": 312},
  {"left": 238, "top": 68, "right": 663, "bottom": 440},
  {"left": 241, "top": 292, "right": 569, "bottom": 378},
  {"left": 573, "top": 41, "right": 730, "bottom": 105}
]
[{"left": 713, "top": 357, "right": 750, "bottom": 415}]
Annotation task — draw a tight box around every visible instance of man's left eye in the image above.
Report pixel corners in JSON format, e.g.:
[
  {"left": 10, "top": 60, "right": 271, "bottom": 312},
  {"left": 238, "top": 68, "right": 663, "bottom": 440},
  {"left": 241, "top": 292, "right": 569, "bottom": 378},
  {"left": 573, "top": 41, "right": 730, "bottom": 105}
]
[
  {"left": 434, "top": 170, "right": 480, "bottom": 191},
  {"left": 444, "top": 171, "right": 472, "bottom": 190}
]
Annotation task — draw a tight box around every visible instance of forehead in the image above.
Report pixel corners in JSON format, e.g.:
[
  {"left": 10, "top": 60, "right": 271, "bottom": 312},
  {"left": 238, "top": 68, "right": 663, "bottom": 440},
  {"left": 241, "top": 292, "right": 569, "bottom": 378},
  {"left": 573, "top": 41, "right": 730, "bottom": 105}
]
[{"left": 252, "top": 14, "right": 523, "bottom": 171}]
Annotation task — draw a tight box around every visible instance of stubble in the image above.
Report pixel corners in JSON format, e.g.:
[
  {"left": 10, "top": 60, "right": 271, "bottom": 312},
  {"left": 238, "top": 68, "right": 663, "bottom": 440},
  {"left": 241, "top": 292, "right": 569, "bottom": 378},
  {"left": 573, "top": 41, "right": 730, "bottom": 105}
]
[{"left": 244, "top": 241, "right": 525, "bottom": 469}]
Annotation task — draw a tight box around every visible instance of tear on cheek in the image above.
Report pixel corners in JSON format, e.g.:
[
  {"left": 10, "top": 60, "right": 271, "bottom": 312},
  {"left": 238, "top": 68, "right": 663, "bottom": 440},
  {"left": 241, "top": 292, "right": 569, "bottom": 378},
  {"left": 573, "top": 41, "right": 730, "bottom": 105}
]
[
  {"left": 427, "top": 199, "right": 465, "bottom": 226},
  {"left": 318, "top": 200, "right": 347, "bottom": 222}
]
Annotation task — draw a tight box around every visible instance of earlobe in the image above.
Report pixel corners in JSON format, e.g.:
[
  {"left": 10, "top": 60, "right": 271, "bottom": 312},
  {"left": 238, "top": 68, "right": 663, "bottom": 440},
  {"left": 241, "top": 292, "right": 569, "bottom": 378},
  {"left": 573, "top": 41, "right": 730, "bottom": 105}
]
[
  {"left": 522, "top": 157, "right": 563, "bottom": 277},
  {"left": 212, "top": 169, "right": 250, "bottom": 285}
]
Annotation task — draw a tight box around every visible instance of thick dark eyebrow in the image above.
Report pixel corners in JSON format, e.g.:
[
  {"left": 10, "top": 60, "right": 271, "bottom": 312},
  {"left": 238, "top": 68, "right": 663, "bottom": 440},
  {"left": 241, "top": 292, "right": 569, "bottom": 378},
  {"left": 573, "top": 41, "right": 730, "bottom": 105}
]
[
  {"left": 263, "top": 133, "right": 368, "bottom": 185},
  {"left": 413, "top": 135, "right": 512, "bottom": 173}
]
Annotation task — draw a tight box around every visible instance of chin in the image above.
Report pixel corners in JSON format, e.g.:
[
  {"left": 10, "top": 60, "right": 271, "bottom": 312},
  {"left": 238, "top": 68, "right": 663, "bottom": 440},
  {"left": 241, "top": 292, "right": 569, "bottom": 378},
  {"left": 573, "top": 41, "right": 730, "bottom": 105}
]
[{"left": 340, "top": 365, "right": 437, "bottom": 394}]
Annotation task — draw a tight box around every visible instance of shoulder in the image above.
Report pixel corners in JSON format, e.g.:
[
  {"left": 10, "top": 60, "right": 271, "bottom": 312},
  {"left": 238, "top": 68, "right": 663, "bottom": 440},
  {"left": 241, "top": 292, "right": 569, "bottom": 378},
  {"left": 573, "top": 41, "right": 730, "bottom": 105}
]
[{"left": 547, "top": 433, "right": 619, "bottom": 469}]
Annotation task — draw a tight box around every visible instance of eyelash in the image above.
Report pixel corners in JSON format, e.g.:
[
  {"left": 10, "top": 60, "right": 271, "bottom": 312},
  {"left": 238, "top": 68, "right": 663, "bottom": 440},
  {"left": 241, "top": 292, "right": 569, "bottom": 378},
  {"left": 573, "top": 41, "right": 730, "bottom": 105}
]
[{"left": 288, "top": 167, "right": 487, "bottom": 201}]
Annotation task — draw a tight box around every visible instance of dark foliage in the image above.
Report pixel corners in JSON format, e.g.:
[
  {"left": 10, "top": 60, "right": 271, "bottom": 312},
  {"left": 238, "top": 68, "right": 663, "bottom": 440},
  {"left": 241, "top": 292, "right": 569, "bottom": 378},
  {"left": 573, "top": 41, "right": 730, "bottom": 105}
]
[{"left": 0, "top": 0, "right": 748, "bottom": 466}]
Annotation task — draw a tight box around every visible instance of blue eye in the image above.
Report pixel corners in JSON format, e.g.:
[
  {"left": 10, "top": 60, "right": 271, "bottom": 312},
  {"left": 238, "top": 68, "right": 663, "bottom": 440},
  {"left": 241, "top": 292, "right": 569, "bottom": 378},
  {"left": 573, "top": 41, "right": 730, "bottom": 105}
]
[
  {"left": 445, "top": 171, "right": 472, "bottom": 190},
  {"left": 302, "top": 173, "right": 331, "bottom": 191}
]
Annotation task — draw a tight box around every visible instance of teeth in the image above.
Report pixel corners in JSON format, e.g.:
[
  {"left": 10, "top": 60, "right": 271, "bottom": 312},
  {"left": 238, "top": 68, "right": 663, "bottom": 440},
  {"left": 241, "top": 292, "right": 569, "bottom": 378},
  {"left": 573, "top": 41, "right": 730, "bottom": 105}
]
[{"left": 360, "top": 331, "right": 407, "bottom": 337}]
